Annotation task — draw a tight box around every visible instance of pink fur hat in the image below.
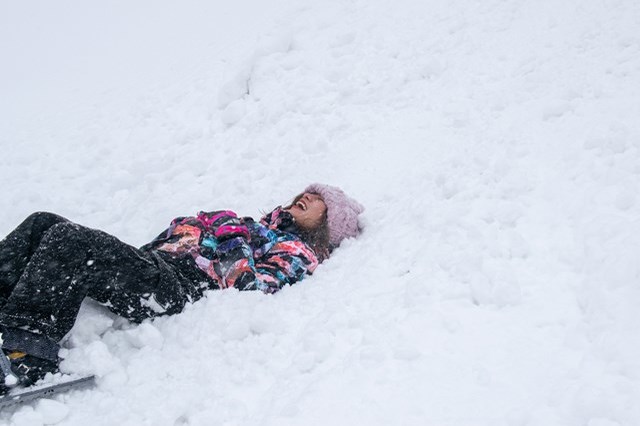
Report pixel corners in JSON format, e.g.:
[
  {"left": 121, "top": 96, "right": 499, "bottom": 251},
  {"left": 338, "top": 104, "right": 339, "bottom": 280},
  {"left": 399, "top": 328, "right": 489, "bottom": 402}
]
[{"left": 304, "top": 183, "right": 365, "bottom": 247}]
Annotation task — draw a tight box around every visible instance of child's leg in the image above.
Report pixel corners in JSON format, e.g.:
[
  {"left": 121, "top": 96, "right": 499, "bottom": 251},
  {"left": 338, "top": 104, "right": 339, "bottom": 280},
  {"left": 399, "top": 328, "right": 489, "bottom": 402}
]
[
  {"left": 0, "top": 221, "right": 200, "bottom": 361},
  {"left": 0, "top": 212, "right": 70, "bottom": 301}
]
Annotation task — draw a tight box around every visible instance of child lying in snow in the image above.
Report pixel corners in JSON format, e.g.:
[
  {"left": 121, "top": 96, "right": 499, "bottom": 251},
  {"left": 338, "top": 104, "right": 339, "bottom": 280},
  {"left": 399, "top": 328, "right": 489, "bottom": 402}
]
[{"left": 0, "top": 183, "right": 363, "bottom": 393}]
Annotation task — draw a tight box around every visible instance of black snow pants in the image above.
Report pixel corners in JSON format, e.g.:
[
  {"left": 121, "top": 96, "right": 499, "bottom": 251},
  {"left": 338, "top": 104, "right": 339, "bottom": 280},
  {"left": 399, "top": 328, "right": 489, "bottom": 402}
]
[{"left": 0, "top": 212, "right": 211, "bottom": 361}]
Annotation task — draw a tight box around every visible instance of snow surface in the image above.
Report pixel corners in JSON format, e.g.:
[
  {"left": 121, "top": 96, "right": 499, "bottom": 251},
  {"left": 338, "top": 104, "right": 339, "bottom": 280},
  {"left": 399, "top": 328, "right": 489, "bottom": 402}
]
[{"left": 1, "top": 0, "right": 640, "bottom": 424}]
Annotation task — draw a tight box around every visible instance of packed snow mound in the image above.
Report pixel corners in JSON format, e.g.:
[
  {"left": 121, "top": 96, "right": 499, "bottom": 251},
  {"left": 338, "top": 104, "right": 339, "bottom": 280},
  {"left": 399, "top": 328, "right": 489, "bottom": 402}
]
[{"left": 1, "top": 0, "right": 640, "bottom": 425}]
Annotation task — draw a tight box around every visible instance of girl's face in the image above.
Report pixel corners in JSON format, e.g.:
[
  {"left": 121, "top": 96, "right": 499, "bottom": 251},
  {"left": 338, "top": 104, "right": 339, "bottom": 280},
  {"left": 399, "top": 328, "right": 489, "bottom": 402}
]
[{"left": 285, "top": 192, "right": 327, "bottom": 230}]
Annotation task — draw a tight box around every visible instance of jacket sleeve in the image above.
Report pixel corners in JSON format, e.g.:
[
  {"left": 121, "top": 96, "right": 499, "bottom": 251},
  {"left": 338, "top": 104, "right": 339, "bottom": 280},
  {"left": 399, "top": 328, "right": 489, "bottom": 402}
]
[
  {"left": 215, "top": 233, "right": 319, "bottom": 294},
  {"left": 141, "top": 211, "right": 247, "bottom": 250},
  {"left": 253, "top": 240, "right": 320, "bottom": 293}
]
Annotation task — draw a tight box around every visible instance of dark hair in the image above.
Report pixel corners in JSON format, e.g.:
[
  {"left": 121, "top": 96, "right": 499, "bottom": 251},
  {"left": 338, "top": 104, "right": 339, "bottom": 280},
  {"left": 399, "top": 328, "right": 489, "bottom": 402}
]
[{"left": 286, "top": 194, "right": 332, "bottom": 263}]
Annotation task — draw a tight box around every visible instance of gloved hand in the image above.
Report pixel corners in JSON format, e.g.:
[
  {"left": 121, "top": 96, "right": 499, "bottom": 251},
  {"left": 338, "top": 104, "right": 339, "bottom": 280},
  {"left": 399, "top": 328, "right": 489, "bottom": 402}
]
[{"left": 197, "top": 211, "right": 250, "bottom": 240}]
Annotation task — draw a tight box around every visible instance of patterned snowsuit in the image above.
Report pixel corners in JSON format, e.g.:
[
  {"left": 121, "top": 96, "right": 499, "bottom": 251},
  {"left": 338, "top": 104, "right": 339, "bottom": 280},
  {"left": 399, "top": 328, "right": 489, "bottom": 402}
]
[{"left": 0, "top": 208, "right": 318, "bottom": 361}]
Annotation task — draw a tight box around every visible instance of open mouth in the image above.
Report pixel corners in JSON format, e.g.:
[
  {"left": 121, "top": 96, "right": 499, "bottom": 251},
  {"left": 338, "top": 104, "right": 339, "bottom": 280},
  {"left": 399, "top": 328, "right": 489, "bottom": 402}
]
[{"left": 296, "top": 200, "right": 307, "bottom": 211}]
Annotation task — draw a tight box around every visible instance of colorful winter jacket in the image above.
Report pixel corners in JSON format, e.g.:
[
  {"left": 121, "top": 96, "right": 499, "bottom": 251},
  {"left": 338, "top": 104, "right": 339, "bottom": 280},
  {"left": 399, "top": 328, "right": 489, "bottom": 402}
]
[{"left": 142, "top": 207, "right": 319, "bottom": 294}]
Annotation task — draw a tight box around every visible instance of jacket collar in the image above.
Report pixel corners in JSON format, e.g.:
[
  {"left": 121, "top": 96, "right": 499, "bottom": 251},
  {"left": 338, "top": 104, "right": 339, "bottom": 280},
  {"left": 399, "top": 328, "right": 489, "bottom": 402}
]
[{"left": 260, "top": 207, "right": 300, "bottom": 235}]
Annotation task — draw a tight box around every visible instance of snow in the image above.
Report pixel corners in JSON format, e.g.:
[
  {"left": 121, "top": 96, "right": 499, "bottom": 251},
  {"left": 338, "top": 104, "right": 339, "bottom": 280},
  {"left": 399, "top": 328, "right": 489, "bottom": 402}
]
[{"left": 1, "top": 0, "right": 640, "bottom": 424}]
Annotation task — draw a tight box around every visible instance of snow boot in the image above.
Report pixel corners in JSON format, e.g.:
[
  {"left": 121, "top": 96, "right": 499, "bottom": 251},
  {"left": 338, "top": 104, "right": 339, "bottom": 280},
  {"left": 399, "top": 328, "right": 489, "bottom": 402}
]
[{"left": 0, "top": 350, "right": 59, "bottom": 394}]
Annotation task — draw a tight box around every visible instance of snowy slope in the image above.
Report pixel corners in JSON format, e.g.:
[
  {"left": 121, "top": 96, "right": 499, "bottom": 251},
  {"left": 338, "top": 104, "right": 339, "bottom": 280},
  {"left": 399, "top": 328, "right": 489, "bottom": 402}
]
[{"left": 1, "top": 0, "right": 640, "bottom": 425}]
